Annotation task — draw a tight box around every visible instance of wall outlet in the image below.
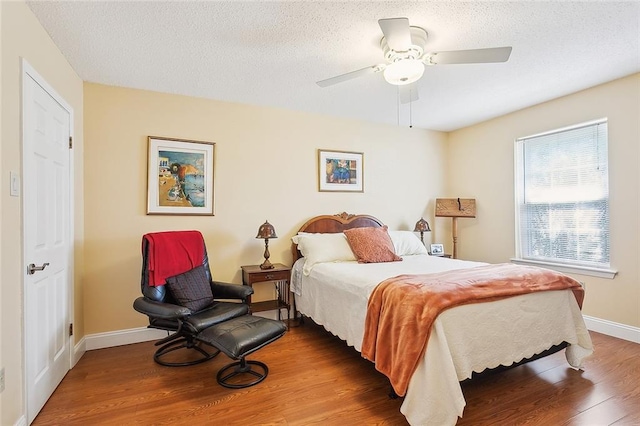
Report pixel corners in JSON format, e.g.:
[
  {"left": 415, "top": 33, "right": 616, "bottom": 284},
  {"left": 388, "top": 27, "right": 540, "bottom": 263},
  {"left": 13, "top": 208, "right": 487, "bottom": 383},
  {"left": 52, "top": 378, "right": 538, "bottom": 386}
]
[{"left": 0, "top": 367, "right": 5, "bottom": 393}]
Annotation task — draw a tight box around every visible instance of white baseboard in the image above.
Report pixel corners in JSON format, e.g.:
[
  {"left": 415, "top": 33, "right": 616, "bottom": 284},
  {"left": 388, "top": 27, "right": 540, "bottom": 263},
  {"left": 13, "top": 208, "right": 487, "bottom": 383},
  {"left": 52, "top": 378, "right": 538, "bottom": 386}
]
[
  {"left": 81, "top": 313, "right": 638, "bottom": 353},
  {"left": 85, "top": 327, "right": 168, "bottom": 350},
  {"left": 583, "top": 315, "right": 640, "bottom": 344},
  {"left": 72, "top": 336, "right": 86, "bottom": 367}
]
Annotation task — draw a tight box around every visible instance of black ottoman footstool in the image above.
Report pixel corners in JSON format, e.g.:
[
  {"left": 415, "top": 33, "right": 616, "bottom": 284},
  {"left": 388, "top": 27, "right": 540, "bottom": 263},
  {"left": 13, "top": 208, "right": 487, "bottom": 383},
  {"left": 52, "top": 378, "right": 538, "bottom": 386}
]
[{"left": 197, "top": 315, "right": 287, "bottom": 388}]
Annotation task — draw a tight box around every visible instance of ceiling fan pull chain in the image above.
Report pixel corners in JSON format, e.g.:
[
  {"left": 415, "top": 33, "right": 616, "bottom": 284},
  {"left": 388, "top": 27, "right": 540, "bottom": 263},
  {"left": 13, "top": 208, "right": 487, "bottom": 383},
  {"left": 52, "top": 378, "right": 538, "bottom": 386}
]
[{"left": 409, "top": 91, "right": 413, "bottom": 129}]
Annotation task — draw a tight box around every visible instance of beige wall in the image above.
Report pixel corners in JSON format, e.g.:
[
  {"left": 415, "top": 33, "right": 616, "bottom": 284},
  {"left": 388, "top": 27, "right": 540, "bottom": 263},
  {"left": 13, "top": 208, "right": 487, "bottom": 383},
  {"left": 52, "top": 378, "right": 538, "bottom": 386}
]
[
  {"left": 0, "top": 1, "right": 4, "bottom": 421},
  {"left": 83, "top": 83, "right": 447, "bottom": 334},
  {"left": 447, "top": 74, "right": 640, "bottom": 328},
  {"left": 0, "top": 2, "right": 84, "bottom": 423}
]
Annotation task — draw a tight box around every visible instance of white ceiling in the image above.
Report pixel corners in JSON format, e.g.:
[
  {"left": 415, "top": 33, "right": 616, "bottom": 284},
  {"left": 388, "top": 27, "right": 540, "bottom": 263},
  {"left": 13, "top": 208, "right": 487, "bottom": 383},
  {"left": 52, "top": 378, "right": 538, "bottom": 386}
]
[{"left": 27, "top": 1, "right": 640, "bottom": 132}]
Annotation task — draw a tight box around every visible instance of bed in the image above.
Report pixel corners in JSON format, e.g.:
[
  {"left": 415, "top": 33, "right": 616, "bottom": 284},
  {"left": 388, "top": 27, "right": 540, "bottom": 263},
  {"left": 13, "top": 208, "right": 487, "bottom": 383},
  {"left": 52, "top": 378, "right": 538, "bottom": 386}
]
[{"left": 290, "top": 213, "right": 593, "bottom": 425}]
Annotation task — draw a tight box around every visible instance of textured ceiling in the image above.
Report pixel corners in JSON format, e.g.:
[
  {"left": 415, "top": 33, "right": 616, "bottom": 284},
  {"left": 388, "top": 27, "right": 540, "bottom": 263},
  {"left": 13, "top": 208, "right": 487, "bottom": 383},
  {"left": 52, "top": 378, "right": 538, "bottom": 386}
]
[{"left": 27, "top": 1, "right": 640, "bottom": 131}]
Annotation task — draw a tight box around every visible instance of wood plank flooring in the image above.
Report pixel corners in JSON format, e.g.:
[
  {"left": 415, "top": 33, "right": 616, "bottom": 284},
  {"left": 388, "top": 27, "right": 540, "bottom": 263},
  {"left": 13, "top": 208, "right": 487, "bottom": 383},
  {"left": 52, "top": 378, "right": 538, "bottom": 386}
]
[{"left": 34, "top": 320, "right": 640, "bottom": 425}]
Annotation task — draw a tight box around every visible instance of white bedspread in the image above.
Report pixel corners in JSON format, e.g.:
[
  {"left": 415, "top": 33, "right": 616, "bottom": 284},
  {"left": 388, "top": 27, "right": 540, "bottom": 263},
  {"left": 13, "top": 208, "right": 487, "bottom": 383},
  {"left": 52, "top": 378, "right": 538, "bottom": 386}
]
[{"left": 291, "top": 255, "right": 593, "bottom": 425}]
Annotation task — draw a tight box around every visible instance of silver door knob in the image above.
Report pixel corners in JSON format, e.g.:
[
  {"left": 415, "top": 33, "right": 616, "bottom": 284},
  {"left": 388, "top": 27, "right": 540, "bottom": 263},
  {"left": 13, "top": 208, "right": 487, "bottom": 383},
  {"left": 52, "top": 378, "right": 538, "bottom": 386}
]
[{"left": 27, "top": 262, "right": 50, "bottom": 275}]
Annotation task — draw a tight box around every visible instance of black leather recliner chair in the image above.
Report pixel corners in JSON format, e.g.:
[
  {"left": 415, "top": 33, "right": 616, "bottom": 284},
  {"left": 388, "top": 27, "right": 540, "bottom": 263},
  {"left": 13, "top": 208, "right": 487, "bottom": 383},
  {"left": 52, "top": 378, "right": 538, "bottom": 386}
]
[{"left": 133, "top": 231, "right": 253, "bottom": 367}]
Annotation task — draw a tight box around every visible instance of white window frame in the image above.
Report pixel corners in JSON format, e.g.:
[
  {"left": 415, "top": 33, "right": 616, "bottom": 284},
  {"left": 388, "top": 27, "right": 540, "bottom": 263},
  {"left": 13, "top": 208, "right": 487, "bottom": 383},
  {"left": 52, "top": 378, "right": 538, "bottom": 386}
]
[{"left": 512, "top": 118, "right": 617, "bottom": 279}]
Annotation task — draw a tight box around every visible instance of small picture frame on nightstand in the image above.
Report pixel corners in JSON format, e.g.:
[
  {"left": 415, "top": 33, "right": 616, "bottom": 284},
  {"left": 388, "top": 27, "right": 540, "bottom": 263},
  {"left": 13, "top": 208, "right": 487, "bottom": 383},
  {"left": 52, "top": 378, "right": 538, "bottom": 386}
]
[{"left": 429, "top": 243, "right": 444, "bottom": 256}]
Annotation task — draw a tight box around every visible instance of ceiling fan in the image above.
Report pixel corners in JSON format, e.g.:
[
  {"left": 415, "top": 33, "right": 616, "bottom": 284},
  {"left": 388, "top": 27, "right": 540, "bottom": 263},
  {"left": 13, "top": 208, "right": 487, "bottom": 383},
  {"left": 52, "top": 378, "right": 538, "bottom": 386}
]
[{"left": 317, "top": 17, "right": 512, "bottom": 103}]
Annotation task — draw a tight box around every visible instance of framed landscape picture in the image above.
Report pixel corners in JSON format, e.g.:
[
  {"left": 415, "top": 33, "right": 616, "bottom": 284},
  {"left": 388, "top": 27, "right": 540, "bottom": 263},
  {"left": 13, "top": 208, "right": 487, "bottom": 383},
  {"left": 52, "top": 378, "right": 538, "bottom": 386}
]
[
  {"left": 318, "top": 149, "right": 364, "bottom": 192},
  {"left": 430, "top": 243, "right": 444, "bottom": 256},
  {"left": 147, "top": 136, "right": 215, "bottom": 215}
]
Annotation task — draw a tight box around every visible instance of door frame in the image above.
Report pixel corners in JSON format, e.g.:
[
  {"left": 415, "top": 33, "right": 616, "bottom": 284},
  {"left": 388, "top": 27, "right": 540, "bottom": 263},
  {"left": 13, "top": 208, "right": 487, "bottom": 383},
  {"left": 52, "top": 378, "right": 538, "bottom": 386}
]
[{"left": 21, "top": 58, "right": 76, "bottom": 420}]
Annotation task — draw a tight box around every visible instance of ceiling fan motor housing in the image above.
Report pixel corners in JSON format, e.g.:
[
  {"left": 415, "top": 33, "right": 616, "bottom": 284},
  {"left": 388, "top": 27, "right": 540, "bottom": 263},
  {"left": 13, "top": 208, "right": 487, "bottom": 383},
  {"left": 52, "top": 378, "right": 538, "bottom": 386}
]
[
  {"left": 381, "top": 26, "right": 428, "bottom": 62},
  {"left": 381, "top": 26, "right": 428, "bottom": 85}
]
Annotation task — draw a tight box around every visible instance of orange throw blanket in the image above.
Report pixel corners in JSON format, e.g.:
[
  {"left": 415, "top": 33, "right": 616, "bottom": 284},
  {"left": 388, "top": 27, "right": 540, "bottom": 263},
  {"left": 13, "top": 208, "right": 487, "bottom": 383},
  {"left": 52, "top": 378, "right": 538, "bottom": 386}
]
[
  {"left": 143, "top": 230, "right": 205, "bottom": 286},
  {"left": 361, "top": 263, "right": 584, "bottom": 397}
]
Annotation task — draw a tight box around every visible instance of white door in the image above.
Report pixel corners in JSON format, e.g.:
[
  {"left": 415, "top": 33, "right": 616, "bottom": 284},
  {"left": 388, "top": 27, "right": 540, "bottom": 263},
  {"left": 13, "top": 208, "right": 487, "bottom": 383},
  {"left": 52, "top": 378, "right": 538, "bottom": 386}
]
[{"left": 22, "top": 63, "right": 72, "bottom": 423}]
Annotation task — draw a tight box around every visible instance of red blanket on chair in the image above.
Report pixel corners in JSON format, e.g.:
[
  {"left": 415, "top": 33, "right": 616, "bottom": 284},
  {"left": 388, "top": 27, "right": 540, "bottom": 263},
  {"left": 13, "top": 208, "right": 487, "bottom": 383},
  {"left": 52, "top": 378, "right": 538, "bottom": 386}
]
[{"left": 143, "top": 231, "right": 205, "bottom": 286}]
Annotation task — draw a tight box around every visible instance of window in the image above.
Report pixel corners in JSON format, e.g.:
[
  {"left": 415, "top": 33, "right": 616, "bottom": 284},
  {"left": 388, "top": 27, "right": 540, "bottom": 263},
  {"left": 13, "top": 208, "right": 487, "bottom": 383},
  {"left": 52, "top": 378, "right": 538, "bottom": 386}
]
[{"left": 515, "top": 119, "right": 612, "bottom": 275}]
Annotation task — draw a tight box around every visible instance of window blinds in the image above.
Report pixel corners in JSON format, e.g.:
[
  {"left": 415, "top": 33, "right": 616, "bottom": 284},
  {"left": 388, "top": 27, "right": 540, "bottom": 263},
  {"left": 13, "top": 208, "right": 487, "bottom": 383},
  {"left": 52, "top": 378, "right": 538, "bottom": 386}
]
[{"left": 515, "top": 120, "right": 609, "bottom": 268}]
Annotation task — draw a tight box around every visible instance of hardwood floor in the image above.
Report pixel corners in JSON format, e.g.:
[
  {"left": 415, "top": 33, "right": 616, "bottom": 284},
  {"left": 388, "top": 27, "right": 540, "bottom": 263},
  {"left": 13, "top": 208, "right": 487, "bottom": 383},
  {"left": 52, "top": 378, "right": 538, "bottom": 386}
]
[{"left": 34, "top": 321, "right": 640, "bottom": 425}]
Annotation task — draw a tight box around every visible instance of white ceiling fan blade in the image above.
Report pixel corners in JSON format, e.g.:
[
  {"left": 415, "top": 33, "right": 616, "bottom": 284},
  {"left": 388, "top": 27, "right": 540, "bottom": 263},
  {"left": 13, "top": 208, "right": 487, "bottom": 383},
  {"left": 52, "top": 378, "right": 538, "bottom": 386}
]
[
  {"left": 428, "top": 46, "right": 512, "bottom": 65},
  {"left": 316, "top": 65, "right": 383, "bottom": 87},
  {"left": 378, "top": 17, "right": 412, "bottom": 52},
  {"left": 399, "top": 83, "right": 419, "bottom": 104}
]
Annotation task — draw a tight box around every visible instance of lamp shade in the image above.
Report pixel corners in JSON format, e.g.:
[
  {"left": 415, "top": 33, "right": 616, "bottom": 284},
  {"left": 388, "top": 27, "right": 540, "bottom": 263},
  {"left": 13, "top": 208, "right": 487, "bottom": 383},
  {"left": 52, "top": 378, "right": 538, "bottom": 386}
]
[
  {"left": 383, "top": 59, "right": 425, "bottom": 86},
  {"left": 413, "top": 218, "right": 431, "bottom": 233},
  {"left": 256, "top": 220, "right": 277, "bottom": 239}
]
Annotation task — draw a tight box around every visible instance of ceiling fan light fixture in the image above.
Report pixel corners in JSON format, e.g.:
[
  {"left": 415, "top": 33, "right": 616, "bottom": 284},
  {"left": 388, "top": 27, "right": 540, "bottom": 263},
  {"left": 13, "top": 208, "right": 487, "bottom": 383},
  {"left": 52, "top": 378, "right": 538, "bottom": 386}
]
[{"left": 383, "top": 59, "right": 425, "bottom": 86}]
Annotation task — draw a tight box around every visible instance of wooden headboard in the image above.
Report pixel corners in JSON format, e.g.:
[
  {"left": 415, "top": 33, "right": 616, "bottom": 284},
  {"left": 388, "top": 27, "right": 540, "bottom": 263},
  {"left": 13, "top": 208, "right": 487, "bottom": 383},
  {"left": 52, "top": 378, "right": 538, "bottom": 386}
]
[{"left": 291, "top": 212, "right": 384, "bottom": 262}]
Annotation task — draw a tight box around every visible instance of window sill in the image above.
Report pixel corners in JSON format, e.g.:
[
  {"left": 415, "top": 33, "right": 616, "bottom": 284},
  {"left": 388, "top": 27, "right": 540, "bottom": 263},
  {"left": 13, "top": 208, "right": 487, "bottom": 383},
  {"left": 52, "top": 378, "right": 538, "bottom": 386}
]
[{"left": 510, "top": 258, "right": 617, "bottom": 279}]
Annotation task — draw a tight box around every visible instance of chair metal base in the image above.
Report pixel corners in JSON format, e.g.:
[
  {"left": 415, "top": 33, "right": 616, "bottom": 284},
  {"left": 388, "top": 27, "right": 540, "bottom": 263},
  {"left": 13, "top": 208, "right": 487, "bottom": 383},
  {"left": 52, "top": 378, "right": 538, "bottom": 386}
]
[
  {"left": 154, "top": 337, "right": 220, "bottom": 367},
  {"left": 216, "top": 358, "right": 268, "bottom": 388}
]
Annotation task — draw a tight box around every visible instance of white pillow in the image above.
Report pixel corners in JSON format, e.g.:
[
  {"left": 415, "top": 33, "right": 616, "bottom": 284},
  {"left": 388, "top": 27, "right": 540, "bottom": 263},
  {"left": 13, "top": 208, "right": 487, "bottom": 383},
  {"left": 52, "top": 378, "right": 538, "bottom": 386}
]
[
  {"left": 292, "top": 232, "right": 356, "bottom": 275},
  {"left": 388, "top": 231, "right": 428, "bottom": 256}
]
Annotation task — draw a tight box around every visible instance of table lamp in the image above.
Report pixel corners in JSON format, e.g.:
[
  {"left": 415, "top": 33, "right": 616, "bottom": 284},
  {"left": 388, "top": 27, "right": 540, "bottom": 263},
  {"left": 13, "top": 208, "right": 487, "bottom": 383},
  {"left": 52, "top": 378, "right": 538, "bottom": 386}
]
[
  {"left": 413, "top": 217, "right": 431, "bottom": 245},
  {"left": 256, "top": 220, "right": 278, "bottom": 269}
]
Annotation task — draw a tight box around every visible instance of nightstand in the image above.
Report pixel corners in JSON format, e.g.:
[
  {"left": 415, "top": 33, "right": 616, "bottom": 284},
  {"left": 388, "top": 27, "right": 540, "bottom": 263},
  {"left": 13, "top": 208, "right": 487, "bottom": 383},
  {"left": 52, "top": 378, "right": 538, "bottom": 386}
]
[
  {"left": 241, "top": 263, "right": 291, "bottom": 322},
  {"left": 430, "top": 253, "right": 453, "bottom": 258}
]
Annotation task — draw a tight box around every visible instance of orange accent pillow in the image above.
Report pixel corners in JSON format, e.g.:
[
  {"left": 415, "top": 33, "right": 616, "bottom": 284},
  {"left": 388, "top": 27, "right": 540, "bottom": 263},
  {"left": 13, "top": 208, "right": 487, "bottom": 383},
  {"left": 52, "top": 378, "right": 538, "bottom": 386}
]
[{"left": 344, "top": 226, "right": 402, "bottom": 263}]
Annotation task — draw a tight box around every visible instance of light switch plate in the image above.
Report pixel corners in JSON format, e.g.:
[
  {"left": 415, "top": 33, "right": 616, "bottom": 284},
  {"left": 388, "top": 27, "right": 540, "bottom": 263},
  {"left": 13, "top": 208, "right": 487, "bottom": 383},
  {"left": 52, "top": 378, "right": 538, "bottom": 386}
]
[{"left": 10, "top": 172, "right": 20, "bottom": 197}]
